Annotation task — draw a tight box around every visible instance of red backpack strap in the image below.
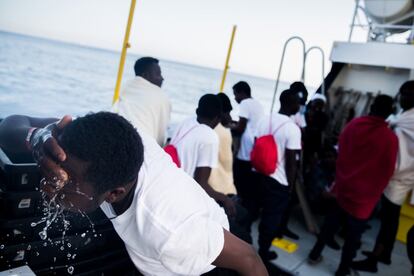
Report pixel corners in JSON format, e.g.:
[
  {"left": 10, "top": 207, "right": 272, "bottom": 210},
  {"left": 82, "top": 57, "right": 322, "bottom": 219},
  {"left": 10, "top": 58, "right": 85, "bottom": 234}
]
[
  {"left": 171, "top": 124, "right": 199, "bottom": 145},
  {"left": 271, "top": 120, "right": 291, "bottom": 136}
]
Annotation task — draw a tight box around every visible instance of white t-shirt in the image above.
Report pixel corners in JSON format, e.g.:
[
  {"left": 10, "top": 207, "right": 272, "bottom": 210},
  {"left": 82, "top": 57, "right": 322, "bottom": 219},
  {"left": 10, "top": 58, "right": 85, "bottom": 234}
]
[
  {"left": 112, "top": 76, "right": 171, "bottom": 146},
  {"left": 237, "top": 98, "right": 264, "bottom": 161},
  {"left": 100, "top": 132, "right": 229, "bottom": 276},
  {"left": 255, "top": 113, "right": 302, "bottom": 185},
  {"left": 170, "top": 117, "right": 219, "bottom": 178}
]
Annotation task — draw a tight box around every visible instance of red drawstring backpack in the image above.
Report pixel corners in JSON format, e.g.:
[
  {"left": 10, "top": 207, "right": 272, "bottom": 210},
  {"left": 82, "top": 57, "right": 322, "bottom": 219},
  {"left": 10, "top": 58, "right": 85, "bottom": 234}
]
[
  {"left": 250, "top": 117, "right": 289, "bottom": 175},
  {"left": 164, "top": 125, "right": 199, "bottom": 168}
]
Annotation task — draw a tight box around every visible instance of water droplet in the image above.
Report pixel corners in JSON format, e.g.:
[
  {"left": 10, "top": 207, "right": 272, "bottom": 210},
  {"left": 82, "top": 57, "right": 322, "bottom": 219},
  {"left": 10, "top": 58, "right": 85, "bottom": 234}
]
[
  {"left": 67, "top": 253, "right": 71, "bottom": 258},
  {"left": 43, "top": 242, "right": 47, "bottom": 247},
  {"left": 67, "top": 266, "right": 74, "bottom": 274},
  {"left": 0, "top": 244, "right": 4, "bottom": 249},
  {"left": 36, "top": 252, "right": 40, "bottom": 256},
  {"left": 53, "top": 257, "right": 56, "bottom": 262},
  {"left": 94, "top": 234, "right": 97, "bottom": 237},
  {"left": 60, "top": 246, "right": 64, "bottom": 251},
  {"left": 27, "top": 245, "right": 31, "bottom": 250},
  {"left": 72, "top": 254, "right": 77, "bottom": 259},
  {"left": 81, "top": 233, "right": 86, "bottom": 238},
  {"left": 67, "top": 243, "right": 72, "bottom": 248},
  {"left": 60, "top": 194, "right": 65, "bottom": 199},
  {"left": 39, "top": 230, "right": 47, "bottom": 240},
  {"left": 50, "top": 266, "right": 54, "bottom": 270},
  {"left": 30, "top": 222, "right": 37, "bottom": 227}
]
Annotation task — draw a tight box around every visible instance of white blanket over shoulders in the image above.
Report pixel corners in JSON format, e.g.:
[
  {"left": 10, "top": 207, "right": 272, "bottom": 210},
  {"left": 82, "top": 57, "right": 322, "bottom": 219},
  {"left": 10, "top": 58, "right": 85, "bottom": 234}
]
[
  {"left": 384, "top": 108, "right": 414, "bottom": 205},
  {"left": 112, "top": 77, "right": 171, "bottom": 146}
]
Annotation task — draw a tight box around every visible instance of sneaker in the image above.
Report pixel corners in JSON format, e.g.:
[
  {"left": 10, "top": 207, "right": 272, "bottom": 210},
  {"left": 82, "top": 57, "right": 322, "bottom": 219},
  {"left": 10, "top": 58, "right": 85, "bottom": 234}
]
[
  {"left": 335, "top": 268, "right": 360, "bottom": 276},
  {"left": 258, "top": 250, "right": 278, "bottom": 261},
  {"left": 307, "top": 254, "right": 323, "bottom": 265},
  {"left": 352, "top": 258, "right": 378, "bottom": 273},
  {"left": 361, "top": 250, "right": 391, "bottom": 265}
]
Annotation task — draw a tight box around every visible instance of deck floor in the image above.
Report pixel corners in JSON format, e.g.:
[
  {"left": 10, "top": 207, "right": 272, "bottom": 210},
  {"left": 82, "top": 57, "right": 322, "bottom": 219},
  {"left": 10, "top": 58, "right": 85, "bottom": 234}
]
[{"left": 251, "top": 210, "right": 411, "bottom": 276}]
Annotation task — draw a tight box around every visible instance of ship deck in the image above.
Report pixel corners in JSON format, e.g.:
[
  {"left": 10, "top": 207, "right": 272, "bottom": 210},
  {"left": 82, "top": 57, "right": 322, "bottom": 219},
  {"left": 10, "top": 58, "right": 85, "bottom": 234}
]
[{"left": 251, "top": 208, "right": 411, "bottom": 275}]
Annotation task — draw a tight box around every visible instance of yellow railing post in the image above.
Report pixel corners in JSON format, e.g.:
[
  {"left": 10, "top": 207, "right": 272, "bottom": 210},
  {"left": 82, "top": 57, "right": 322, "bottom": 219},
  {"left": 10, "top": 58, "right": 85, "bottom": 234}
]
[
  {"left": 112, "top": 0, "right": 137, "bottom": 104},
  {"left": 219, "top": 25, "right": 237, "bottom": 93}
]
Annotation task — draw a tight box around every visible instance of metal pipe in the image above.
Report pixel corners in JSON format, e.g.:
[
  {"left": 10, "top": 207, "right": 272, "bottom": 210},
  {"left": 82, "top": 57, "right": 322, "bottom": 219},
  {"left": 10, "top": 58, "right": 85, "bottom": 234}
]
[
  {"left": 219, "top": 25, "right": 237, "bottom": 92},
  {"left": 348, "top": 0, "right": 360, "bottom": 41},
  {"left": 270, "top": 36, "right": 306, "bottom": 113},
  {"left": 353, "top": 23, "right": 414, "bottom": 30},
  {"left": 305, "top": 46, "right": 325, "bottom": 96},
  {"left": 112, "top": 0, "right": 137, "bottom": 104}
]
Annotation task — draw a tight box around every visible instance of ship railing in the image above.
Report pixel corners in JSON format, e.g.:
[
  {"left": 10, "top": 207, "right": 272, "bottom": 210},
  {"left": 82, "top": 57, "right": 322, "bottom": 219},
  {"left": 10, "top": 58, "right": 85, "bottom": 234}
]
[{"left": 270, "top": 37, "right": 326, "bottom": 114}]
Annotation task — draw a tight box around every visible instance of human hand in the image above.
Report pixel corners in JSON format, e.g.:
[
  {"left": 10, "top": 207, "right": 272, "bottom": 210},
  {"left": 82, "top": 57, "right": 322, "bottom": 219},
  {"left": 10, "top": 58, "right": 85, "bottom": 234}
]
[
  {"left": 223, "top": 197, "right": 237, "bottom": 218},
  {"left": 29, "top": 115, "right": 72, "bottom": 194}
]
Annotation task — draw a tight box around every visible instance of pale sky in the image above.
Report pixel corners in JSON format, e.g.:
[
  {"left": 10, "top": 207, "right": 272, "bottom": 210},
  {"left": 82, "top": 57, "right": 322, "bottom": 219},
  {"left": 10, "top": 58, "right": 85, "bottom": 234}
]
[{"left": 0, "top": 0, "right": 369, "bottom": 87}]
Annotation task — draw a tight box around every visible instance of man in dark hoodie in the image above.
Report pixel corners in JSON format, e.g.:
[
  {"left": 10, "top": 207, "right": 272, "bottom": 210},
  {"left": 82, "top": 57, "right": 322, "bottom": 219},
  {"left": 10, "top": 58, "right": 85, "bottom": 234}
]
[{"left": 307, "top": 95, "right": 398, "bottom": 276}]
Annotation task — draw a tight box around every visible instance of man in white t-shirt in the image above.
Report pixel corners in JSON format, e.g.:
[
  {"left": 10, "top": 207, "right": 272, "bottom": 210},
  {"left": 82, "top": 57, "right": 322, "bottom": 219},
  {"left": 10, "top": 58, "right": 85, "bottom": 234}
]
[
  {"left": 170, "top": 94, "right": 236, "bottom": 217},
  {"left": 112, "top": 57, "right": 171, "bottom": 146},
  {"left": 230, "top": 81, "right": 264, "bottom": 222},
  {"left": 276, "top": 81, "right": 309, "bottom": 241},
  {"left": 0, "top": 113, "right": 268, "bottom": 276},
  {"left": 254, "top": 89, "right": 302, "bottom": 261}
]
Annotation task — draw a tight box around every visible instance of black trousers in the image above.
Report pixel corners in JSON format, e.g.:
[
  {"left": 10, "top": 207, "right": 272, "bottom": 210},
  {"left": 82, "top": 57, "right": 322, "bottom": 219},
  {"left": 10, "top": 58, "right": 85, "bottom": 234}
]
[
  {"left": 310, "top": 203, "right": 367, "bottom": 275},
  {"left": 276, "top": 184, "right": 298, "bottom": 237},
  {"left": 374, "top": 195, "right": 402, "bottom": 259},
  {"left": 407, "top": 225, "right": 414, "bottom": 275},
  {"left": 258, "top": 175, "right": 290, "bottom": 252},
  {"left": 233, "top": 159, "right": 261, "bottom": 221}
]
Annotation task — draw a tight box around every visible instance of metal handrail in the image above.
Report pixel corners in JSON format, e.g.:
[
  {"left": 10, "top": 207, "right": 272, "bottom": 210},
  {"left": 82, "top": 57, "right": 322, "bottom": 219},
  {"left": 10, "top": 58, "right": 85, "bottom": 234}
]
[
  {"left": 305, "top": 46, "right": 325, "bottom": 96},
  {"left": 270, "top": 36, "right": 306, "bottom": 113}
]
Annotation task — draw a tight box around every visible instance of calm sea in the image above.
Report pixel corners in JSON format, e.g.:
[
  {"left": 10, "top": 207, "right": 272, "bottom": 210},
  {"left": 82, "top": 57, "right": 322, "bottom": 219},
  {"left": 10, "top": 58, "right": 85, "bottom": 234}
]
[{"left": 0, "top": 31, "right": 288, "bottom": 125}]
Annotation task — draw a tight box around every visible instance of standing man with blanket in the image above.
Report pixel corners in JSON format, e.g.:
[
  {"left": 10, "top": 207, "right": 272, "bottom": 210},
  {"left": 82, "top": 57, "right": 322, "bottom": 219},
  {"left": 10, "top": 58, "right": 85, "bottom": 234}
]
[
  {"left": 112, "top": 57, "right": 171, "bottom": 146},
  {"left": 353, "top": 80, "right": 414, "bottom": 273},
  {"left": 208, "top": 93, "right": 238, "bottom": 196},
  {"left": 308, "top": 95, "right": 398, "bottom": 276}
]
